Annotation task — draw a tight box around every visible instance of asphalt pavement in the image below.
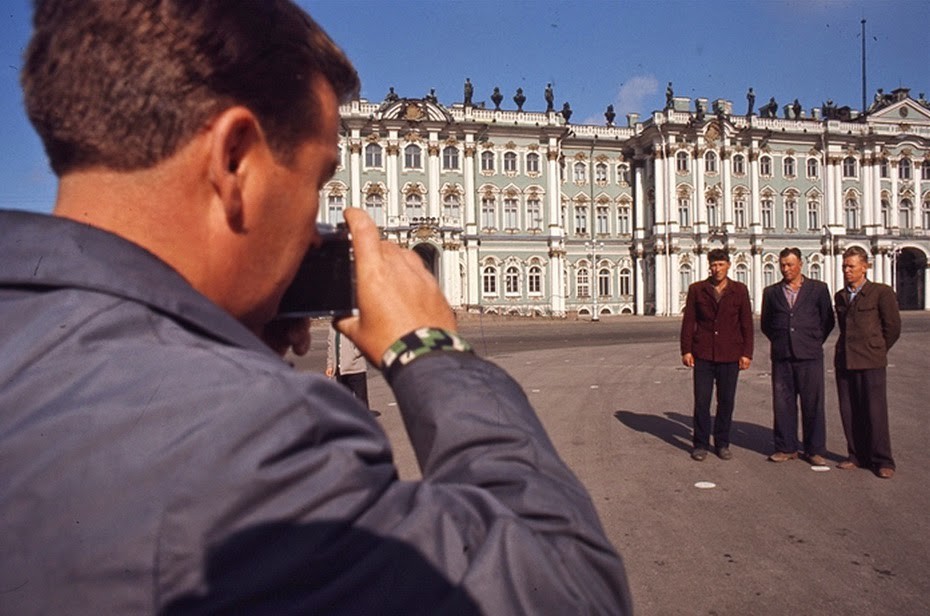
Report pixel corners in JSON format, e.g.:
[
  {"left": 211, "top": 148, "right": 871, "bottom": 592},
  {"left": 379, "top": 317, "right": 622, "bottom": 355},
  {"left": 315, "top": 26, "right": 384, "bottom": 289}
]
[{"left": 293, "top": 312, "right": 930, "bottom": 615}]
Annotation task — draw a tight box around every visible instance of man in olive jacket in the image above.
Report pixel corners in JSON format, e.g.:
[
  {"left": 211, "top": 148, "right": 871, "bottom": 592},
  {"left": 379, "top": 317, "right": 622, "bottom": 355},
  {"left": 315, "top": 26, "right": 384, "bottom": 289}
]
[
  {"left": 680, "top": 249, "right": 754, "bottom": 461},
  {"left": 834, "top": 246, "right": 901, "bottom": 478},
  {"left": 761, "top": 248, "right": 835, "bottom": 465}
]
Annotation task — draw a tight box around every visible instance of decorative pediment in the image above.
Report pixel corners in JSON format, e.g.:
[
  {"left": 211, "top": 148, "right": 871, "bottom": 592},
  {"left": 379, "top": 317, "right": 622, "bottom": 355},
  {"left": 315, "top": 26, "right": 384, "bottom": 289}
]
[
  {"left": 867, "top": 98, "right": 930, "bottom": 124},
  {"left": 379, "top": 98, "right": 454, "bottom": 123}
]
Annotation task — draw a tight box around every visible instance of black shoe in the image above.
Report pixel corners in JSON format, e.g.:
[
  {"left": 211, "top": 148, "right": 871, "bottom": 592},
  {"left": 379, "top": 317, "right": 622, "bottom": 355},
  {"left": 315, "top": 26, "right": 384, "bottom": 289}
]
[
  {"left": 716, "top": 446, "right": 733, "bottom": 460},
  {"left": 691, "top": 448, "right": 708, "bottom": 461}
]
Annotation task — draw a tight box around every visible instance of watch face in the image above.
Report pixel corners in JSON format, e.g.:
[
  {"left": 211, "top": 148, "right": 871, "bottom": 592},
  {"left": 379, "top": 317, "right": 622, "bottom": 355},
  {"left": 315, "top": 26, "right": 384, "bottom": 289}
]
[{"left": 899, "top": 106, "right": 909, "bottom": 118}]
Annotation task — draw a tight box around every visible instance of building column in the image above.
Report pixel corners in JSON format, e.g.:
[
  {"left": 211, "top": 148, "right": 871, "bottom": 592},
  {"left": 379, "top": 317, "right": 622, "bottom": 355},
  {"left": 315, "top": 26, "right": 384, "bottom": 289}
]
[
  {"left": 385, "top": 131, "right": 400, "bottom": 224},
  {"left": 890, "top": 158, "right": 900, "bottom": 231},
  {"left": 633, "top": 158, "right": 646, "bottom": 315},
  {"left": 722, "top": 147, "right": 733, "bottom": 235},
  {"left": 349, "top": 130, "right": 362, "bottom": 210},
  {"left": 653, "top": 146, "right": 669, "bottom": 316},
  {"left": 463, "top": 139, "right": 479, "bottom": 307},
  {"left": 427, "top": 132, "right": 441, "bottom": 218},
  {"left": 547, "top": 141, "right": 566, "bottom": 316}
]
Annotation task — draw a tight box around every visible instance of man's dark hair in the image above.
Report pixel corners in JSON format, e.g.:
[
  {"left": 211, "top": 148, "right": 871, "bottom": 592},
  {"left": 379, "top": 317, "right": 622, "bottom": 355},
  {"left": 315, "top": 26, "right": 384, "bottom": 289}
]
[
  {"left": 707, "top": 248, "right": 730, "bottom": 263},
  {"left": 779, "top": 247, "right": 803, "bottom": 261},
  {"left": 22, "top": 0, "right": 359, "bottom": 176},
  {"left": 842, "top": 245, "right": 870, "bottom": 264}
]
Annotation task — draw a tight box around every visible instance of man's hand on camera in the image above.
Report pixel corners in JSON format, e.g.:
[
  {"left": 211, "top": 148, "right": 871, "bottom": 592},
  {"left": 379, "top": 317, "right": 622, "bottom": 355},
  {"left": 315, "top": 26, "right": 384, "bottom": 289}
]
[
  {"left": 261, "top": 317, "right": 311, "bottom": 358},
  {"left": 337, "top": 208, "right": 456, "bottom": 362}
]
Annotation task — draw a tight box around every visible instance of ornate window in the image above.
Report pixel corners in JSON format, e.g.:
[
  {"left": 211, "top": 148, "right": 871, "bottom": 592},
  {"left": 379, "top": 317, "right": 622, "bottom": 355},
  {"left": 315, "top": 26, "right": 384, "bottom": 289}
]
[
  {"left": 617, "top": 204, "right": 631, "bottom": 235},
  {"left": 596, "top": 206, "right": 609, "bottom": 235},
  {"left": 899, "top": 199, "right": 913, "bottom": 229},
  {"left": 880, "top": 159, "right": 889, "bottom": 178},
  {"left": 922, "top": 160, "right": 930, "bottom": 181},
  {"left": 732, "top": 154, "right": 746, "bottom": 175},
  {"left": 845, "top": 197, "right": 860, "bottom": 231},
  {"left": 442, "top": 146, "right": 459, "bottom": 170},
  {"left": 761, "top": 199, "right": 774, "bottom": 229},
  {"left": 809, "top": 263, "right": 822, "bottom": 280},
  {"left": 807, "top": 200, "right": 820, "bottom": 230},
  {"left": 679, "top": 264, "right": 693, "bottom": 292},
  {"left": 705, "top": 151, "right": 718, "bottom": 174},
  {"left": 899, "top": 158, "right": 912, "bottom": 180},
  {"left": 676, "top": 151, "right": 689, "bottom": 173},
  {"left": 327, "top": 193, "right": 344, "bottom": 223},
  {"left": 528, "top": 265, "right": 543, "bottom": 295},
  {"left": 922, "top": 199, "right": 930, "bottom": 228},
  {"left": 365, "top": 192, "right": 384, "bottom": 226},
  {"left": 480, "top": 150, "right": 495, "bottom": 173},
  {"left": 504, "top": 151, "right": 518, "bottom": 174},
  {"left": 574, "top": 206, "right": 588, "bottom": 236},
  {"left": 734, "top": 198, "right": 747, "bottom": 230},
  {"left": 806, "top": 158, "right": 819, "bottom": 178},
  {"left": 573, "top": 162, "right": 587, "bottom": 183},
  {"left": 595, "top": 163, "right": 608, "bottom": 183},
  {"left": 783, "top": 157, "right": 796, "bottom": 178},
  {"left": 619, "top": 268, "right": 632, "bottom": 296},
  {"left": 482, "top": 265, "right": 498, "bottom": 296},
  {"left": 404, "top": 144, "right": 422, "bottom": 170},
  {"left": 763, "top": 262, "right": 776, "bottom": 287},
  {"left": 760, "top": 155, "right": 772, "bottom": 177},
  {"left": 503, "top": 198, "right": 519, "bottom": 230},
  {"left": 481, "top": 197, "right": 496, "bottom": 230},
  {"left": 784, "top": 198, "right": 797, "bottom": 230},
  {"left": 505, "top": 266, "right": 520, "bottom": 296},
  {"left": 576, "top": 266, "right": 590, "bottom": 298},
  {"left": 843, "top": 156, "right": 858, "bottom": 178},
  {"left": 678, "top": 197, "right": 691, "bottom": 228},
  {"left": 443, "top": 193, "right": 461, "bottom": 220},
  {"left": 598, "top": 268, "right": 611, "bottom": 297},
  {"left": 617, "top": 164, "right": 631, "bottom": 185},
  {"left": 526, "top": 152, "right": 541, "bottom": 174},
  {"left": 735, "top": 263, "right": 749, "bottom": 285},
  {"left": 526, "top": 198, "right": 542, "bottom": 231},
  {"left": 706, "top": 198, "right": 719, "bottom": 228},
  {"left": 365, "top": 143, "right": 382, "bottom": 168},
  {"left": 881, "top": 199, "right": 891, "bottom": 227},
  {"left": 405, "top": 193, "right": 423, "bottom": 219}
]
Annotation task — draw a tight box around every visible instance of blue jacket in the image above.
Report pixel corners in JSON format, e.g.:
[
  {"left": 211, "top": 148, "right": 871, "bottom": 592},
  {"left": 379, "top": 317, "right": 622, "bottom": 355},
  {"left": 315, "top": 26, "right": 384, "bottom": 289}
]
[
  {"left": 761, "top": 277, "right": 835, "bottom": 361},
  {"left": 0, "top": 211, "right": 630, "bottom": 615}
]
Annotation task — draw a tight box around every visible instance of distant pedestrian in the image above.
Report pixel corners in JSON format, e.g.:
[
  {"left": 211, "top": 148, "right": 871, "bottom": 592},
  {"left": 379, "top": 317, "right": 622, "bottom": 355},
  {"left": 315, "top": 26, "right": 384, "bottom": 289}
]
[
  {"left": 326, "top": 324, "right": 369, "bottom": 408},
  {"left": 761, "top": 248, "right": 834, "bottom": 465},
  {"left": 680, "top": 249, "right": 754, "bottom": 461},
  {"left": 834, "top": 246, "right": 901, "bottom": 478}
]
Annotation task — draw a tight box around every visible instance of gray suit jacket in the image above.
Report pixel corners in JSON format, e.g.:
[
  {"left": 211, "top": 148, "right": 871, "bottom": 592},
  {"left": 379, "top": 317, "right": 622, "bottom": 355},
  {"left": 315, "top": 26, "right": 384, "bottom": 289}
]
[{"left": 761, "top": 277, "right": 835, "bottom": 361}]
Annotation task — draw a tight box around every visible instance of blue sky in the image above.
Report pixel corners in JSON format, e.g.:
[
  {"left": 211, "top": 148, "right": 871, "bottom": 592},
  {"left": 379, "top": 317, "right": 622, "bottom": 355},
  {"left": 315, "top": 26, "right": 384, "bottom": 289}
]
[{"left": 1, "top": 0, "right": 928, "bottom": 214}]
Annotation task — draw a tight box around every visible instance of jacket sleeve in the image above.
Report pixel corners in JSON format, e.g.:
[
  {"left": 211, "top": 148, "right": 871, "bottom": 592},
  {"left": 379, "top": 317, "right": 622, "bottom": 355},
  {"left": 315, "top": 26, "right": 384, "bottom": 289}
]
[
  {"left": 879, "top": 285, "right": 901, "bottom": 350},
  {"left": 760, "top": 287, "right": 773, "bottom": 341},
  {"left": 680, "top": 284, "right": 697, "bottom": 355},
  {"left": 157, "top": 352, "right": 632, "bottom": 615},
  {"left": 739, "top": 285, "right": 754, "bottom": 359}
]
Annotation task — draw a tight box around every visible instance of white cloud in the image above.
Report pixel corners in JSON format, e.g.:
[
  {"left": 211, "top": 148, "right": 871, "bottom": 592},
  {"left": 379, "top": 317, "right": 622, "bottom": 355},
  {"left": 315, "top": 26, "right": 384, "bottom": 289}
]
[{"left": 614, "top": 75, "right": 660, "bottom": 118}]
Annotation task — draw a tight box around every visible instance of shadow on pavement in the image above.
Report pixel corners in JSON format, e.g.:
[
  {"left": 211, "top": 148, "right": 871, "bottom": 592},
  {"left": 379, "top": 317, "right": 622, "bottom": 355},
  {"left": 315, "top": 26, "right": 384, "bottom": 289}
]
[{"left": 614, "top": 410, "right": 774, "bottom": 457}]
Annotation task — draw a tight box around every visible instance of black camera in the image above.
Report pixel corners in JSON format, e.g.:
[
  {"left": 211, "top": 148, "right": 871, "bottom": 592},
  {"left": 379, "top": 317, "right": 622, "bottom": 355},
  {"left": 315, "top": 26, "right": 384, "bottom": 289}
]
[{"left": 276, "top": 223, "right": 357, "bottom": 319}]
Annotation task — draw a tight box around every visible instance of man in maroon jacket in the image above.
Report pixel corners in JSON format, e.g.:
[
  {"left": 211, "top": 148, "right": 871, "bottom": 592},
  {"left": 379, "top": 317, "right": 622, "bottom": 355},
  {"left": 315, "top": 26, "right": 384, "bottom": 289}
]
[{"left": 680, "top": 249, "right": 754, "bottom": 461}]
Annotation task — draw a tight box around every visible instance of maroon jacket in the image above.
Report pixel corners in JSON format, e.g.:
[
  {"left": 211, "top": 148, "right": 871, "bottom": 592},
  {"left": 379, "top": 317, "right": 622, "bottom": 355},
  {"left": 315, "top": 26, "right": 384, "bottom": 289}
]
[{"left": 680, "top": 277, "right": 754, "bottom": 363}]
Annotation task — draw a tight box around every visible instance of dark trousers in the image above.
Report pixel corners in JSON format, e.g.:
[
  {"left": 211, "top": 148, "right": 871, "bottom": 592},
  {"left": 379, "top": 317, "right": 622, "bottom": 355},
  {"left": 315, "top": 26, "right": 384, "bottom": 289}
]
[
  {"left": 835, "top": 365, "right": 894, "bottom": 470},
  {"left": 692, "top": 359, "right": 740, "bottom": 449},
  {"left": 337, "top": 371, "right": 369, "bottom": 408},
  {"left": 771, "top": 357, "right": 826, "bottom": 456}
]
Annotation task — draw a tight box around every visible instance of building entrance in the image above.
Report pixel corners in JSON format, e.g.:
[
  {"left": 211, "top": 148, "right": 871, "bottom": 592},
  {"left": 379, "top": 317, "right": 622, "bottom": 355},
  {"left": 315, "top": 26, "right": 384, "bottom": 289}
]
[
  {"left": 896, "top": 247, "right": 927, "bottom": 310},
  {"left": 413, "top": 243, "right": 439, "bottom": 279}
]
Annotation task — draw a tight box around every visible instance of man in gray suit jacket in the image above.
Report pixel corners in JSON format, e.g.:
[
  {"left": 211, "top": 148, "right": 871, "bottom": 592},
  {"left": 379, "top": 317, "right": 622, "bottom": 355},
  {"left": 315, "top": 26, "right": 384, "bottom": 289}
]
[
  {"left": 834, "top": 246, "right": 901, "bottom": 478},
  {"left": 761, "top": 248, "right": 835, "bottom": 465}
]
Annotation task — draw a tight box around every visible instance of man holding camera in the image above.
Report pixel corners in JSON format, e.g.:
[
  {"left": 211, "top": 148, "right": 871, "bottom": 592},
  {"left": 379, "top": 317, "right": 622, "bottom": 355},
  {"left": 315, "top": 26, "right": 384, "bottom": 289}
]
[{"left": 0, "top": 1, "right": 630, "bottom": 613}]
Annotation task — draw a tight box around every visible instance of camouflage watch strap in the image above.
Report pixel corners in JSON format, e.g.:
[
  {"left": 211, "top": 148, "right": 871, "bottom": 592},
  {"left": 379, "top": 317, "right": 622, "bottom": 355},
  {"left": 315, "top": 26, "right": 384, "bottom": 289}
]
[{"left": 381, "top": 328, "right": 473, "bottom": 381}]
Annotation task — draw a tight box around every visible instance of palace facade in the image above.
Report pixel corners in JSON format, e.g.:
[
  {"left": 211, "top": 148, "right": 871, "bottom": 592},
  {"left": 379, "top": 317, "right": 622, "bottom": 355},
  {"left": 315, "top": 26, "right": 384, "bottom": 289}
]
[{"left": 325, "top": 86, "right": 930, "bottom": 316}]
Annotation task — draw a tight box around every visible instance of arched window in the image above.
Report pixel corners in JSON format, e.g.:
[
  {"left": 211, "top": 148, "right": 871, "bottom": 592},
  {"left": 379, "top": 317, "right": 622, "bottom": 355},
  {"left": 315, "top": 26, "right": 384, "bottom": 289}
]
[
  {"left": 678, "top": 197, "right": 691, "bottom": 227},
  {"left": 619, "top": 268, "right": 632, "bottom": 296},
  {"left": 923, "top": 199, "right": 930, "bottom": 229},
  {"left": 899, "top": 199, "right": 913, "bottom": 229},
  {"left": 442, "top": 146, "right": 459, "bottom": 170},
  {"left": 480, "top": 150, "right": 495, "bottom": 172},
  {"left": 573, "top": 162, "right": 587, "bottom": 183},
  {"left": 732, "top": 154, "right": 746, "bottom": 175},
  {"left": 405, "top": 193, "right": 423, "bottom": 219},
  {"left": 880, "top": 159, "right": 889, "bottom": 178},
  {"left": 526, "top": 152, "right": 540, "bottom": 174},
  {"left": 899, "top": 158, "right": 912, "bottom": 180},
  {"left": 807, "top": 200, "right": 820, "bottom": 230},
  {"left": 761, "top": 199, "right": 774, "bottom": 229},
  {"left": 505, "top": 266, "right": 520, "bottom": 296},
  {"left": 595, "top": 163, "right": 608, "bottom": 183},
  {"left": 783, "top": 157, "right": 796, "bottom": 178},
  {"left": 922, "top": 160, "right": 930, "bottom": 181},
  {"left": 676, "top": 151, "right": 689, "bottom": 173},
  {"left": 598, "top": 268, "right": 611, "bottom": 297},
  {"left": 364, "top": 192, "right": 383, "bottom": 226},
  {"left": 526, "top": 198, "right": 542, "bottom": 231},
  {"left": 504, "top": 151, "right": 518, "bottom": 173},
  {"left": 503, "top": 197, "right": 519, "bottom": 230},
  {"left": 806, "top": 158, "right": 819, "bottom": 178},
  {"left": 706, "top": 198, "right": 719, "bottom": 228},
  {"left": 784, "top": 198, "right": 797, "bottom": 230},
  {"left": 734, "top": 198, "right": 747, "bottom": 229},
  {"left": 404, "top": 144, "right": 421, "bottom": 169},
  {"left": 327, "top": 193, "right": 344, "bottom": 223},
  {"left": 845, "top": 197, "right": 860, "bottom": 231},
  {"left": 760, "top": 155, "right": 772, "bottom": 176},
  {"left": 881, "top": 199, "right": 891, "bottom": 227},
  {"left": 809, "top": 263, "right": 821, "bottom": 280},
  {"left": 576, "top": 266, "right": 590, "bottom": 298},
  {"left": 763, "top": 262, "right": 776, "bottom": 287},
  {"left": 705, "top": 151, "right": 718, "bottom": 173},
  {"left": 527, "top": 265, "right": 543, "bottom": 295},
  {"left": 617, "top": 164, "right": 631, "bottom": 185},
  {"left": 574, "top": 206, "right": 588, "bottom": 235},
  {"left": 617, "top": 205, "right": 631, "bottom": 235},
  {"left": 735, "top": 263, "right": 749, "bottom": 285},
  {"left": 365, "top": 143, "right": 382, "bottom": 168},
  {"left": 842, "top": 156, "right": 857, "bottom": 178},
  {"left": 596, "top": 206, "right": 609, "bottom": 235},
  {"left": 443, "top": 193, "right": 461, "bottom": 220},
  {"left": 481, "top": 197, "right": 496, "bottom": 230},
  {"left": 679, "top": 264, "right": 693, "bottom": 292},
  {"left": 482, "top": 265, "right": 498, "bottom": 296}
]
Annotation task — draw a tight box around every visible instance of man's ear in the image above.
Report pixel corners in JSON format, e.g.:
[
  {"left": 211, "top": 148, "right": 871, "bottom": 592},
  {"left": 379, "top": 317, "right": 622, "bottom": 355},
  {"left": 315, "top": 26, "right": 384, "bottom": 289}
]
[{"left": 208, "top": 107, "right": 263, "bottom": 232}]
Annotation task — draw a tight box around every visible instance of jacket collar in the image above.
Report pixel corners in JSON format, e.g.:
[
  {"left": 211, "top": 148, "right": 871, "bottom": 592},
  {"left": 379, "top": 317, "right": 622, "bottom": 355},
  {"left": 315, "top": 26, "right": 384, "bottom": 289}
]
[{"left": 0, "top": 210, "right": 273, "bottom": 355}]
